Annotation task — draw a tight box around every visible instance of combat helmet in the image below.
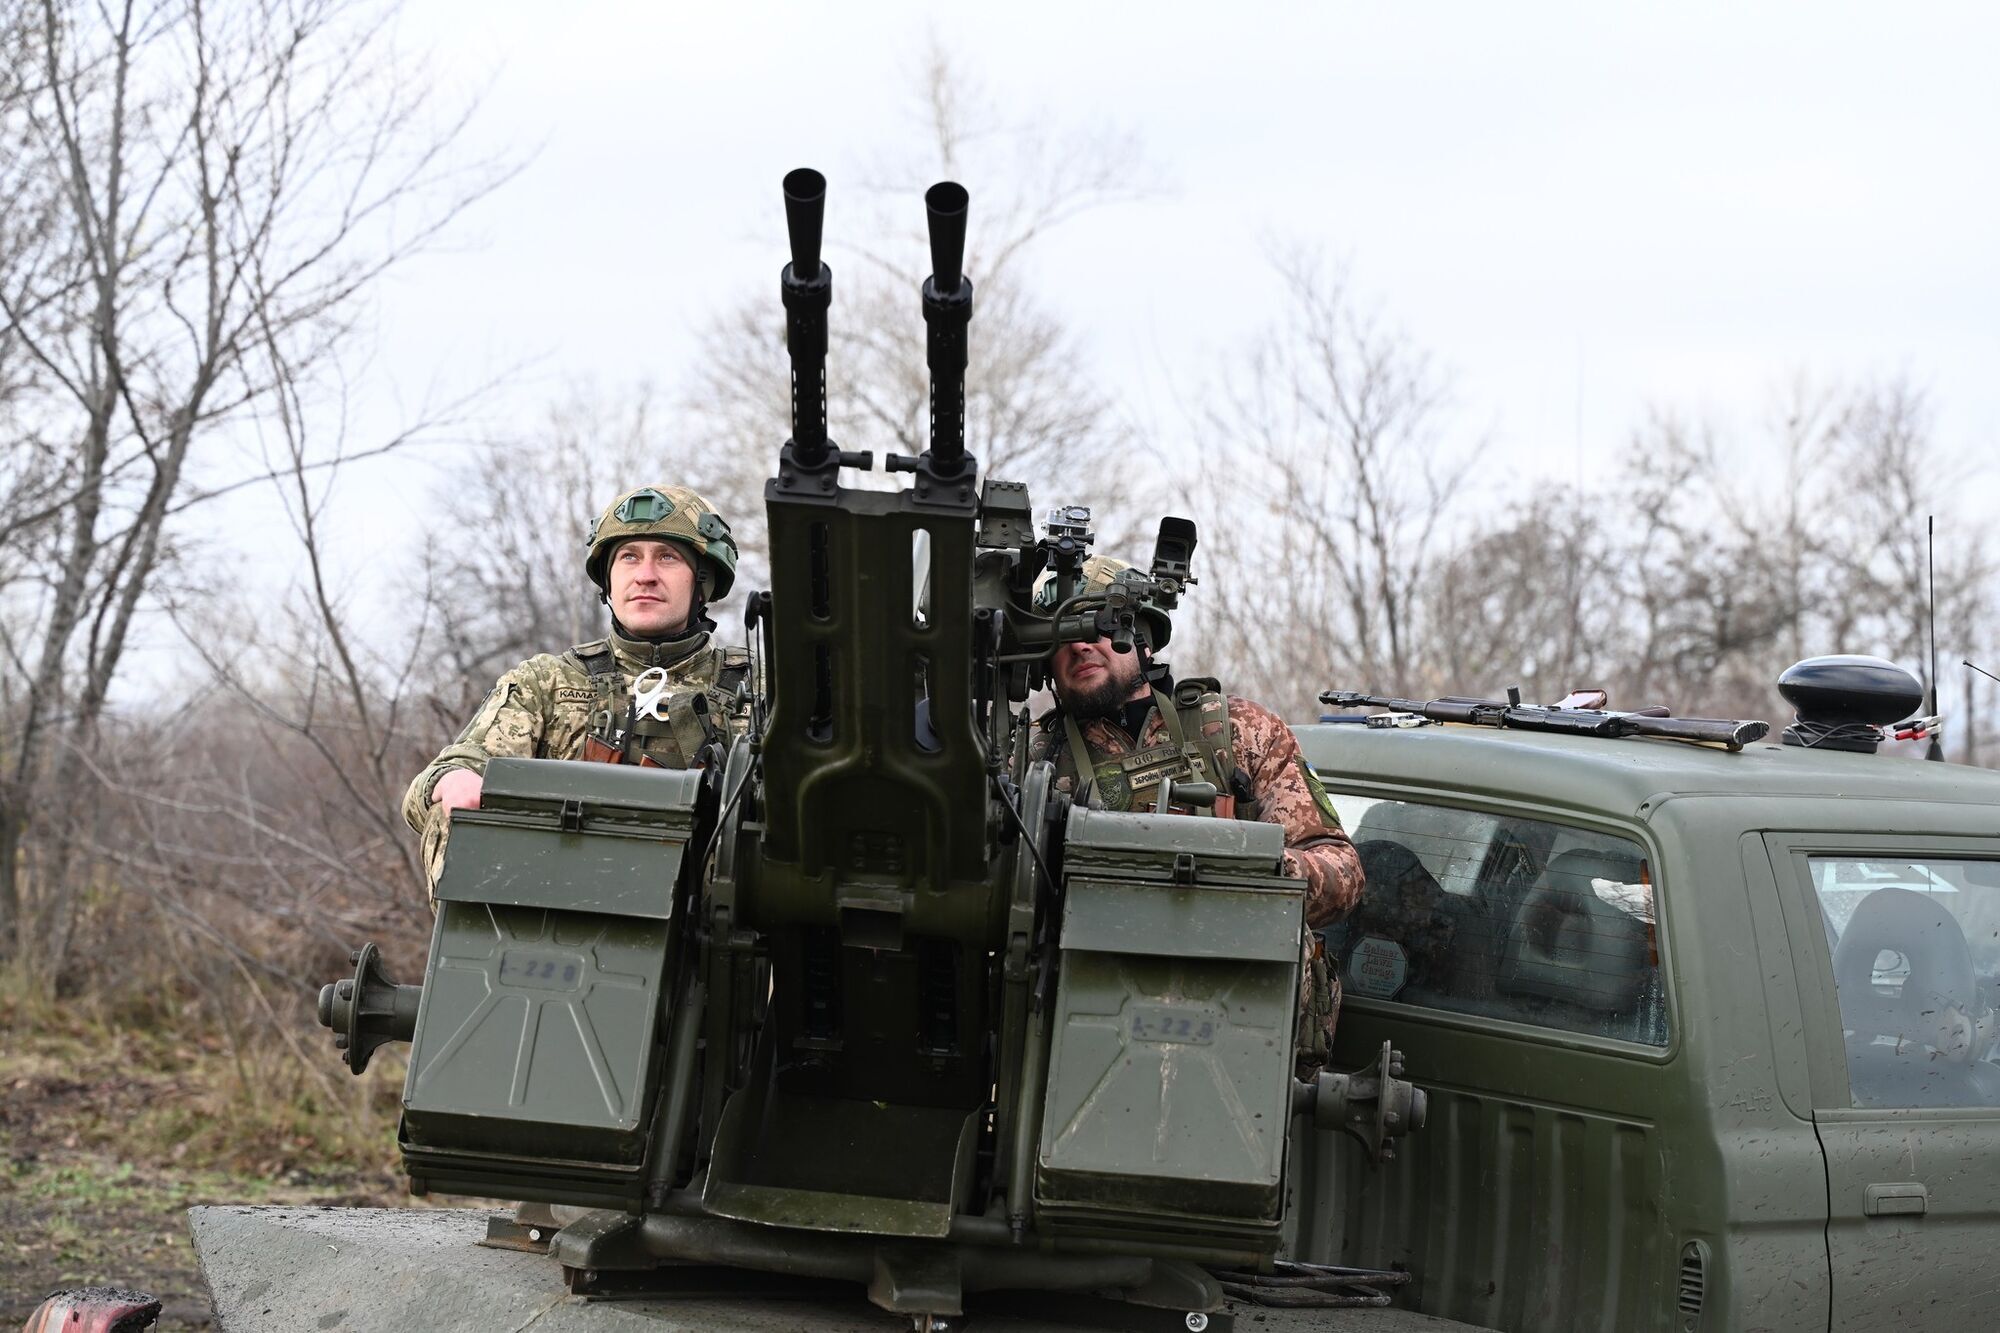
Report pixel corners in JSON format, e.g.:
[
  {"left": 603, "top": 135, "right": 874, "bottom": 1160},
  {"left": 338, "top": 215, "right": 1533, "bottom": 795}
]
[
  {"left": 1036, "top": 555, "right": 1173, "bottom": 650},
  {"left": 585, "top": 485, "right": 739, "bottom": 600}
]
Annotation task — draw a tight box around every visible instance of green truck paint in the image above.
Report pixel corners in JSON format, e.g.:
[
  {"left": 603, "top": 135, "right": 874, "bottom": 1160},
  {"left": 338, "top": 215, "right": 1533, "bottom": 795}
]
[{"left": 1296, "top": 720, "right": 2000, "bottom": 1331}]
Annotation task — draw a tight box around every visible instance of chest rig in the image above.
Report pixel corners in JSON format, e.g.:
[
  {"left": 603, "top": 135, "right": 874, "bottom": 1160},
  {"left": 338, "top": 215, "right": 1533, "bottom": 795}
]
[
  {"left": 1055, "top": 679, "right": 1250, "bottom": 818},
  {"left": 574, "top": 639, "right": 749, "bottom": 769}
]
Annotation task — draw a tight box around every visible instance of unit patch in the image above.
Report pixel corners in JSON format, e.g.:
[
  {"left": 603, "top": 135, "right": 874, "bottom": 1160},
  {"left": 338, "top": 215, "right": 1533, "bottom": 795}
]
[{"left": 1297, "top": 758, "right": 1344, "bottom": 830}]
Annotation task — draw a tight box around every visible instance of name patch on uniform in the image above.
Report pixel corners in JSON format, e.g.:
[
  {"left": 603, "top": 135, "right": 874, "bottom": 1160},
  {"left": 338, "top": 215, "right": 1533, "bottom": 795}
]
[
  {"left": 555, "top": 687, "right": 596, "bottom": 704},
  {"left": 1122, "top": 753, "right": 1193, "bottom": 789}
]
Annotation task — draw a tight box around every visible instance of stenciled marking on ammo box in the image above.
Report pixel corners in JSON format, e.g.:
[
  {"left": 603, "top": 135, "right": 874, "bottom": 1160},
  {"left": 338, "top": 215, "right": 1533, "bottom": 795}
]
[
  {"left": 495, "top": 950, "right": 585, "bottom": 993},
  {"left": 1126, "top": 1003, "right": 1221, "bottom": 1045},
  {"left": 1346, "top": 935, "right": 1408, "bottom": 999},
  {"left": 846, "top": 829, "right": 906, "bottom": 873}
]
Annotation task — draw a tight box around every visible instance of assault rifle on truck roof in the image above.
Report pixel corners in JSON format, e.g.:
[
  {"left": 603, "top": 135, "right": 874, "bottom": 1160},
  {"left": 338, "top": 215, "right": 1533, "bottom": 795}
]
[{"left": 1318, "top": 688, "right": 1771, "bottom": 751}]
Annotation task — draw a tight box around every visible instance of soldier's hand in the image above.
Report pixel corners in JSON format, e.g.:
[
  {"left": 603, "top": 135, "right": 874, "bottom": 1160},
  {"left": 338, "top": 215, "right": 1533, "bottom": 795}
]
[{"left": 433, "top": 768, "right": 483, "bottom": 814}]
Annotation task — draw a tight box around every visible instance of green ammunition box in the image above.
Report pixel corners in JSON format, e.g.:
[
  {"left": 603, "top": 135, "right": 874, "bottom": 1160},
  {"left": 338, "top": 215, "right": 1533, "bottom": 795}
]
[
  {"left": 1036, "top": 808, "right": 1301, "bottom": 1251},
  {"left": 399, "top": 758, "right": 700, "bottom": 1209}
]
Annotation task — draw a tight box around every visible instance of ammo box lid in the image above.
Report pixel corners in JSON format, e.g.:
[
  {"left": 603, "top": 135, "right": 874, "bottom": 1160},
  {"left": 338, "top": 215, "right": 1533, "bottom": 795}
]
[
  {"left": 476, "top": 757, "right": 700, "bottom": 832},
  {"left": 1062, "top": 806, "right": 1284, "bottom": 879}
]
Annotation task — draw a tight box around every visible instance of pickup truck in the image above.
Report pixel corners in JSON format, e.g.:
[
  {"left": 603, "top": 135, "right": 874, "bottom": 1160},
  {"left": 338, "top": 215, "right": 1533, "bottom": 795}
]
[{"left": 1296, "top": 719, "right": 2000, "bottom": 1332}]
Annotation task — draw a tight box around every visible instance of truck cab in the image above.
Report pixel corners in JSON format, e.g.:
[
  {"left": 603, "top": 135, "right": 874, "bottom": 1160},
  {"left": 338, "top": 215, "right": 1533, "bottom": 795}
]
[{"left": 1295, "top": 721, "right": 2000, "bottom": 1332}]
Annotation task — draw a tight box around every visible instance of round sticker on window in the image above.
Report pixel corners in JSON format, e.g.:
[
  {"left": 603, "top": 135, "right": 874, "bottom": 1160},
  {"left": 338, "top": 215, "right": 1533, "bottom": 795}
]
[{"left": 1346, "top": 935, "right": 1408, "bottom": 1000}]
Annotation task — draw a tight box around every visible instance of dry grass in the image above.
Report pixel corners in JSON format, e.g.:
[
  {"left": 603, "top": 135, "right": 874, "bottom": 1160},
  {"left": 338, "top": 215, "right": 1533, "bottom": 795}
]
[{"left": 0, "top": 971, "right": 417, "bottom": 1330}]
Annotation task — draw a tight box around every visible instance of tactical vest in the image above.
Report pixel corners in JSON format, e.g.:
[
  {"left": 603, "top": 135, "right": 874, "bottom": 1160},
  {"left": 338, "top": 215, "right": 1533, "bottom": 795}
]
[
  {"left": 1050, "top": 679, "right": 1252, "bottom": 818},
  {"left": 573, "top": 638, "right": 751, "bottom": 769}
]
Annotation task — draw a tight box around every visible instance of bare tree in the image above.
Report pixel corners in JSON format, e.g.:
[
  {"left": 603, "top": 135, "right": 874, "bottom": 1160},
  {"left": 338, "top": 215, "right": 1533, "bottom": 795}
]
[
  {"left": 1427, "top": 488, "right": 1625, "bottom": 701},
  {"left": 1411, "top": 375, "right": 1992, "bottom": 737},
  {"left": 0, "top": 0, "right": 509, "bottom": 971},
  {"left": 1190, "top": 252, "right": 1472, "bottom": 714}
]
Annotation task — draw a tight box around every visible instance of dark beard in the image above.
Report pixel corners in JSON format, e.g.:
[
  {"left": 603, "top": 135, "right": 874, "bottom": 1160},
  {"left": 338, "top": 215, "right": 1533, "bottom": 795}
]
[{"left": 1065, "top": 659, "right": 1149, "bottom": 722}]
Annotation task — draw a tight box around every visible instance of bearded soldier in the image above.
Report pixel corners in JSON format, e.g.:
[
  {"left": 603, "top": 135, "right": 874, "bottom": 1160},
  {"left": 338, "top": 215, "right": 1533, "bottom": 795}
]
[
  {"left": 403, "top": 485, "right": 750, "bottom": 891},
  {"left": 1033, "top": 556, "right": 1366, "bottom": 1071}
]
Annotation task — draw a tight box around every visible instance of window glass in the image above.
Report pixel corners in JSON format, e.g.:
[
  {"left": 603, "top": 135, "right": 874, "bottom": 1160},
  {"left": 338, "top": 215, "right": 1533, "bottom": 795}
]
[
  {"left": 1320, "top": 790, "right": 1667, "bottom": 1046},
  {"left": 1809, "top": 856, "right": 2000, "bottom": 1109}
]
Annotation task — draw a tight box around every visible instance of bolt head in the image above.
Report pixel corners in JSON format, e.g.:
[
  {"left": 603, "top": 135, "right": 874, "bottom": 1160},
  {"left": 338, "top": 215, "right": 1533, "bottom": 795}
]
[
  {"left": 1186, "top": 1314, "right": 1210, "bottom": 1332},
  {"left": 350, "top": 949, "right": 362, "bottom": 965}
]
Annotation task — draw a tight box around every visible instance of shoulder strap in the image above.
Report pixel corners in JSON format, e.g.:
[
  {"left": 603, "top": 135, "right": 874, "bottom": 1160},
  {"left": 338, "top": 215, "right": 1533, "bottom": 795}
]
[
  {"left": 717, "top": 644, "right": 752, "bottom": 695},
  {"left": 1173, "top": 685, "right": 1247, "bottom": 815},
  {"left": 571, "top": 639, "right": 625, "bottom": 739},
  {"left": 572, "top": 639, "right": 619, "bottom": 680},
  {"left": 1062, "top": 713, "right": 1100, "bottom": 804},
  {"left": 1173, "top": 676, "right": 1222, "bottom": 705}
]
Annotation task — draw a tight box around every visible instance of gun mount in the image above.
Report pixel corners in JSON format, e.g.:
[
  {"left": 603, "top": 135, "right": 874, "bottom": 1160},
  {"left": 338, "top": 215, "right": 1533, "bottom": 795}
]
[{"left": 308, "top": 170, "right": 1426, "bottom": 1330}]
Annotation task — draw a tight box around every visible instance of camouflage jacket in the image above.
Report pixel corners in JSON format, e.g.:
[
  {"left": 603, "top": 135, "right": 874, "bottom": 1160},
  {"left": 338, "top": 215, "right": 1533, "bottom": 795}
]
[
  {"left": 403, "top": 628, "right": 749, "bottom": 886},
  {"left": 1033, "top": 693, "right": 1365, "bottom": 930}
]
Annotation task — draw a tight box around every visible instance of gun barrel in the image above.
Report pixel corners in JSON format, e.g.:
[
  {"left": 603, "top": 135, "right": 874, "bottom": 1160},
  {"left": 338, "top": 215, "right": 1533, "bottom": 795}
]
[
  {"left": 783, "top": 168, "right": 826, "bottom": 276},
  {"left": 1321, "top": 692, "right": 1485, "bottom": 725},
  {"left": 780, "top": 168, "right": 832, "bottom": 467},
  {"left": 925, "top": 181, "right": 967, "bottom": 295},
  {"left": 921, "top": 181, "right": 974, "bottom": 478}
]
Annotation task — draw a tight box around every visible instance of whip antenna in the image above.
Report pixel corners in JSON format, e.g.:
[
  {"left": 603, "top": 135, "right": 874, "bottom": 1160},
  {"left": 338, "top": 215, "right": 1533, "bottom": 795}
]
[{"left": 1927, "top": 516, "right": 1943, "bottom": 761}]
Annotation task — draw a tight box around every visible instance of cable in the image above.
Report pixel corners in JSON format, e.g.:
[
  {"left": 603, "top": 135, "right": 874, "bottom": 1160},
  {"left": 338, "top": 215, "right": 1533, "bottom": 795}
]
[
  {"left": 992, "top": 769, "right": 1056, "bottom": 900},
  {"left": 1784, "top": 718, "right": 1884, "bottom": 749}
]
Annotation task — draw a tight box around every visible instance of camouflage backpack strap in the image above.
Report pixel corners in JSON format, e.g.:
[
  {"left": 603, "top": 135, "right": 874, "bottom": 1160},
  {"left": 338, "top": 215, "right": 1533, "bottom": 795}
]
[
  {"left": 569, "top": 638, "right": 624, "bottom": 737},
  {"left": 691, "top": 643, "right": 753, "bottom": 749},
  {"left": 717, "top": 644, "right": 752, "bottom": 696},
  {"left": 572, "top": 638, "right": 619, "bottom": 680},
  {"left": 1169, "top": 677, "right": 1250, "bottom": 818}
]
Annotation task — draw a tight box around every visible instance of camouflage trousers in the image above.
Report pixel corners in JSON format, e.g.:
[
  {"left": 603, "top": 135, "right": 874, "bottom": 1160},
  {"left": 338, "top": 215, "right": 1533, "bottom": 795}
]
[{"left": 1297, "top": 930, "right": 1342, "bottom": 1079}]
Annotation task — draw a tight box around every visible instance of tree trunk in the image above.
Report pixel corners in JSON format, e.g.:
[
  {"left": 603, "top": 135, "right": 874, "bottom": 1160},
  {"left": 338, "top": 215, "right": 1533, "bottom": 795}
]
[{"left": 0, "top": 792, "right": 21, "bottom": 965}]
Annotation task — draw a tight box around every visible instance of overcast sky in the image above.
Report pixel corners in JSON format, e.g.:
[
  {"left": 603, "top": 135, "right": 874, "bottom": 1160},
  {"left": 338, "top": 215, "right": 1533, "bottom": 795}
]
[{"left": 250, "top": 2, "right": 2000, "bottom": 608}]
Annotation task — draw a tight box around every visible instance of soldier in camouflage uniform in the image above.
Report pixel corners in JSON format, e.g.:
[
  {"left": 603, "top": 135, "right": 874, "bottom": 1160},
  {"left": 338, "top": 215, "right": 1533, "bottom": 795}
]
[
  {"left": 403, "top": 485, "right": 750, "bottom": 893},
  {"left": 1033, "top": 557, "right": 1366, "bottom": 1073}
]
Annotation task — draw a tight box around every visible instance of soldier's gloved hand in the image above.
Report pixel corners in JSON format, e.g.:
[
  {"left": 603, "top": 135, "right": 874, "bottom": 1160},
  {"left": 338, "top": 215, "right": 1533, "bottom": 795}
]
[{"left": 433, "top": 768, "right": 484, "bottom": 814}]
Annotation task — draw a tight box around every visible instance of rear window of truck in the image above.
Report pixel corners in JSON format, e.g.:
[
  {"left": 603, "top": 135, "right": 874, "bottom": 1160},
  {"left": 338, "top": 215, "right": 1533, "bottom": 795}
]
[{"left": 1320, "top": 791, "right": 1667, "bottom": 1047}]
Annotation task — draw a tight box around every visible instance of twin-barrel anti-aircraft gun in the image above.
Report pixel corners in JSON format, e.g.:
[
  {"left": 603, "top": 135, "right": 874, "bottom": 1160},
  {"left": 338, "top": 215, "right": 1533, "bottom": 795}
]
[{"left": 314, "top": 170, "right": 1426, "bottom": 1330}]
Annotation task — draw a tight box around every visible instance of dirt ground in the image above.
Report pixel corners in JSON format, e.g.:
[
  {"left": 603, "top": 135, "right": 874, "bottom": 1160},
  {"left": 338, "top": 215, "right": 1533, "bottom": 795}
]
[{"left": 1, "top": 1002, "right": 412, "bottom": 1331}]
